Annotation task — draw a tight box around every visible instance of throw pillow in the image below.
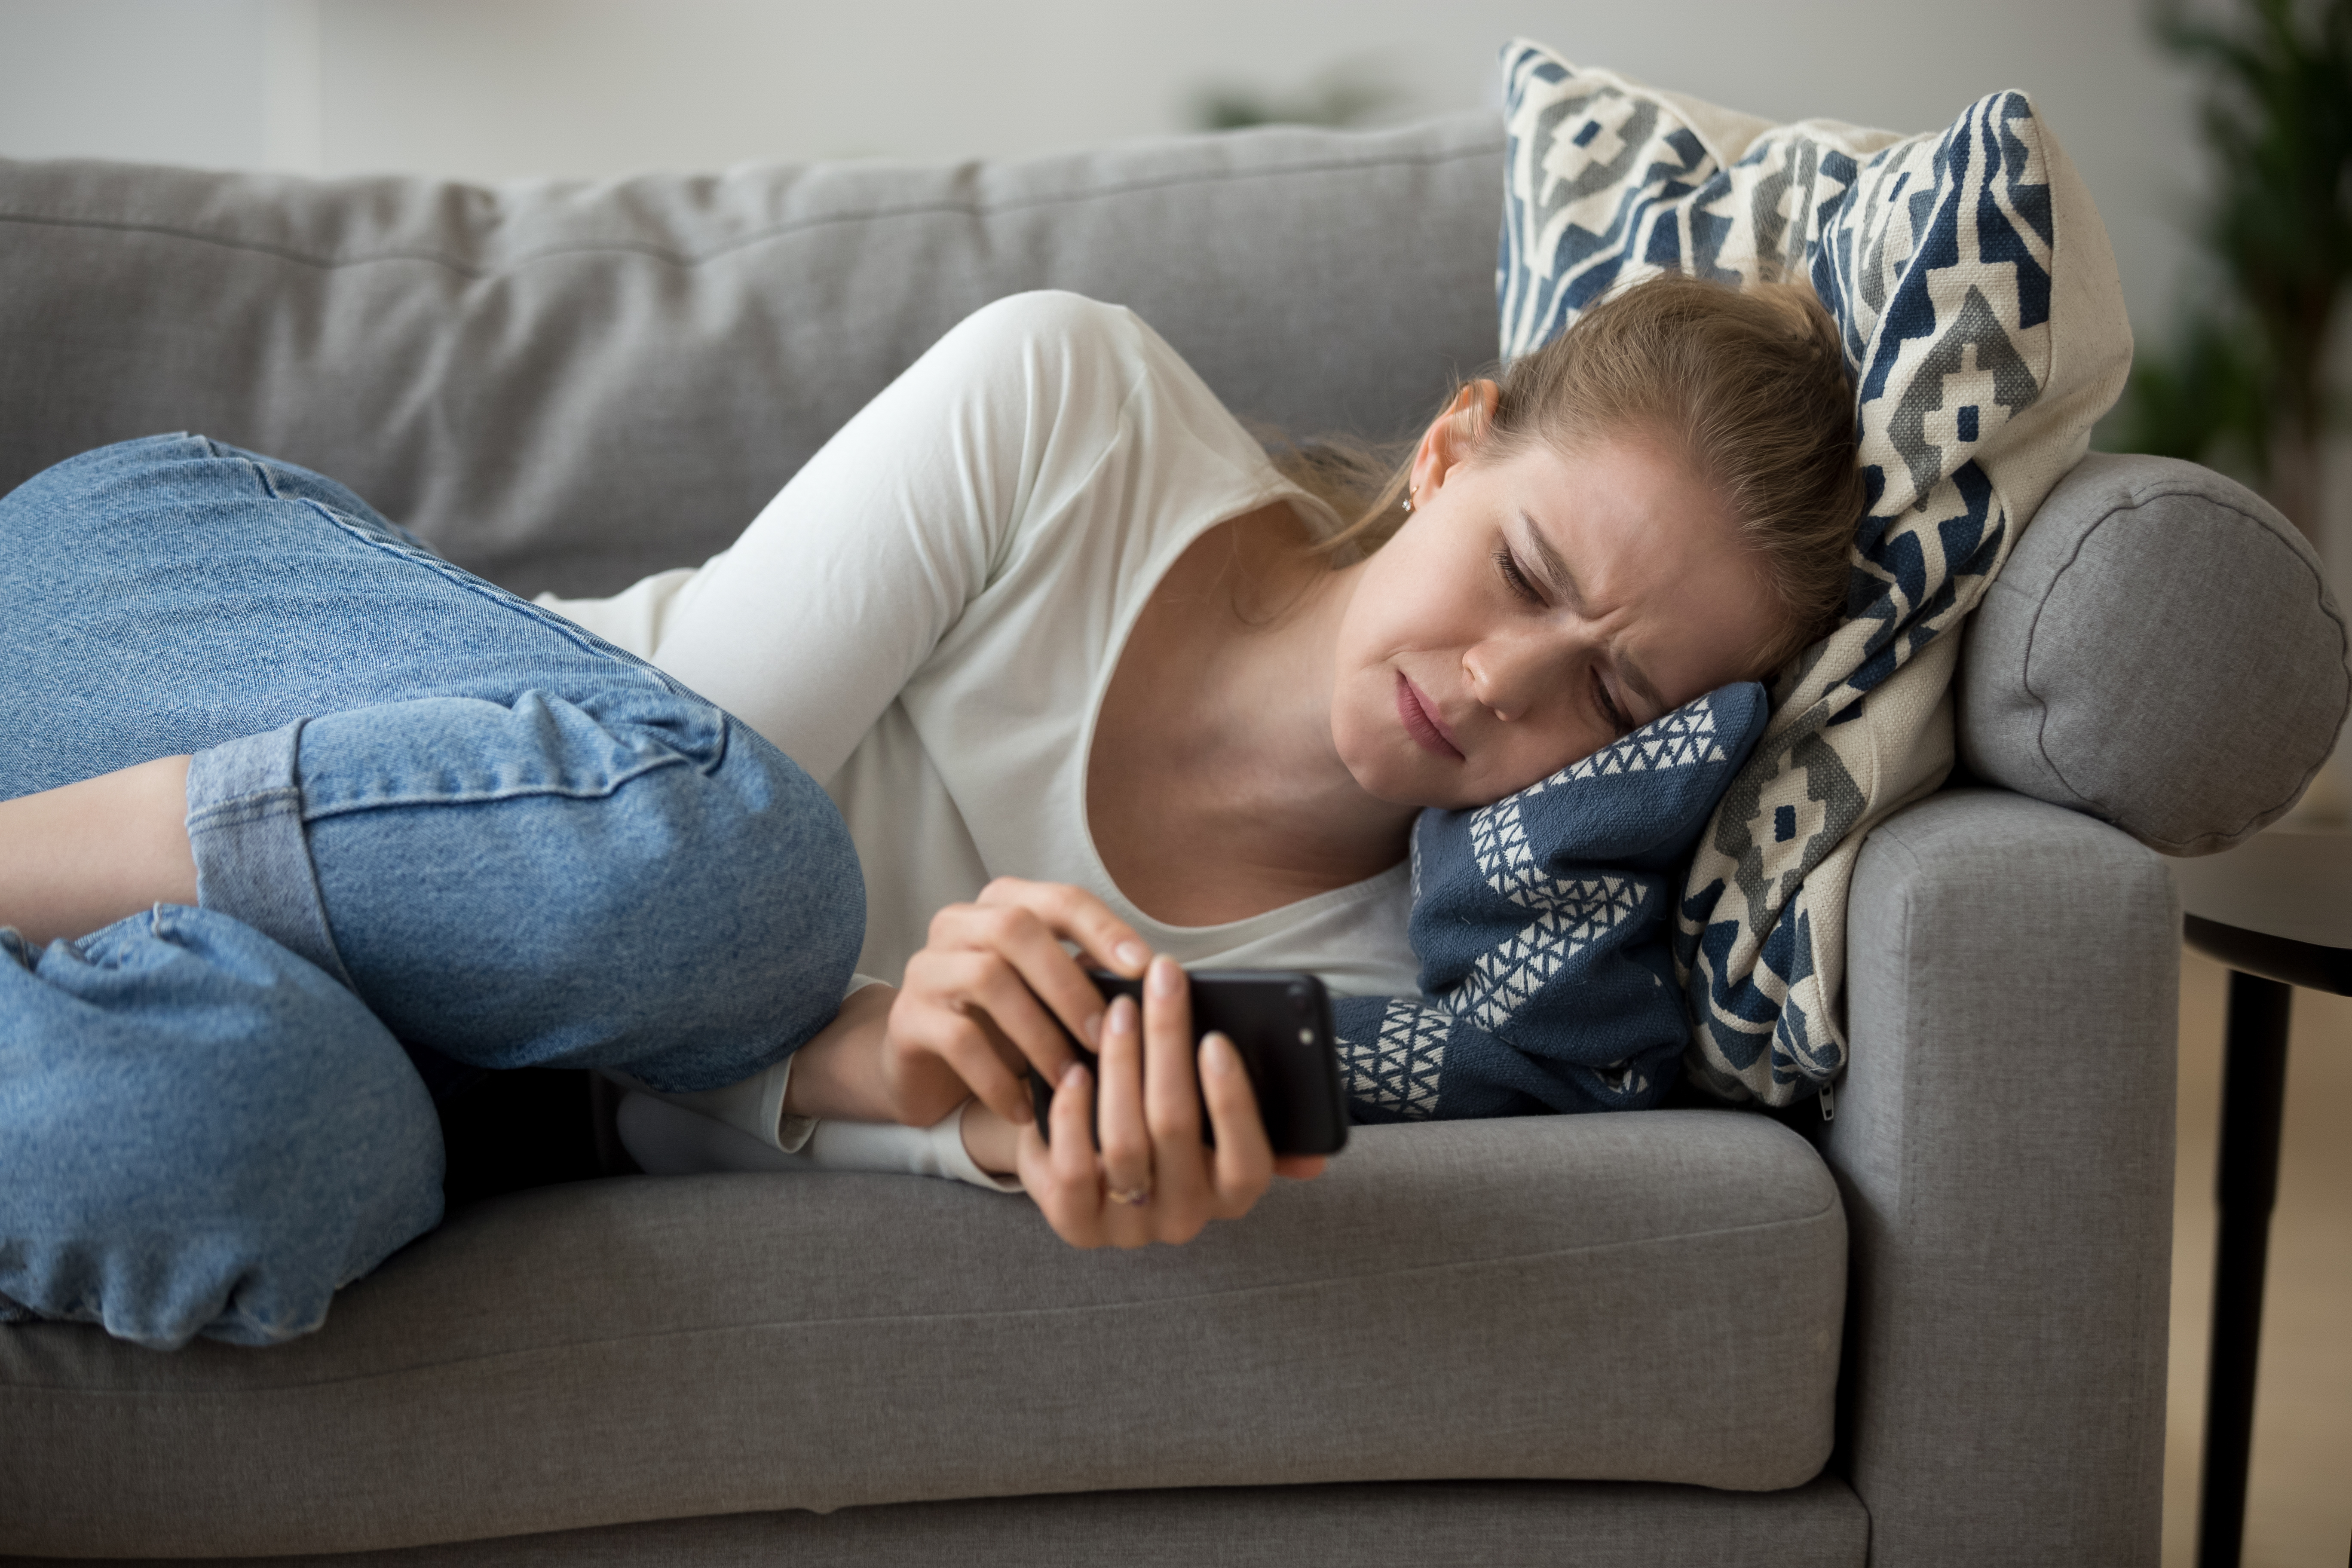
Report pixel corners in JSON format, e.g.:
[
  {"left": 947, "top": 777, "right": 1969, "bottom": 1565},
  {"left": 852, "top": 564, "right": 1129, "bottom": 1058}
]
[
  {"left": 1332, "top": 682, "right": 1768, "bottom": 1121},
  {"left": 1494, "top": 39, "right": 2132, "bottom": 1105}
]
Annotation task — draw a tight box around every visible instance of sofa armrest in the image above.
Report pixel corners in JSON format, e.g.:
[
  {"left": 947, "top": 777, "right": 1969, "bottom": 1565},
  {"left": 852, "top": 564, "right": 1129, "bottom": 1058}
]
[{"left": 1825, "top": 788, "right": 2175, "bottom": 1567}]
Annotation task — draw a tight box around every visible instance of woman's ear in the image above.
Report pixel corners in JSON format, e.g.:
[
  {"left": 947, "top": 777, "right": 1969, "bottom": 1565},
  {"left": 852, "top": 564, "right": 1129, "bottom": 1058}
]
[{"left": 1409, "top": 380, "right": 1502, "bottom": 502}]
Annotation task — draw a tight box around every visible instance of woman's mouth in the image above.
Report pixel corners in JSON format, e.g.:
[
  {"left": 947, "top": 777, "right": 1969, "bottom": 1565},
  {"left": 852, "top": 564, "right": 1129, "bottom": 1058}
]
[{"left": 1395, "top": 672, "right": 1464, "bottom": 760}]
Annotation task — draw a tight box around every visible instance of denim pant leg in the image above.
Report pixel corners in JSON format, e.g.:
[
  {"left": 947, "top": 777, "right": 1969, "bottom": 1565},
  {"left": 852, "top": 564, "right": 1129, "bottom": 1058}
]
[
  {"left": 3, "top": 434, "right": 867, "bottom": 1091},
  {"left": 190, "top": 692, "right": 867, "bottom": 1093},
  {"left": 0, "top": 912, "right": 443, "bottom": 1349}
]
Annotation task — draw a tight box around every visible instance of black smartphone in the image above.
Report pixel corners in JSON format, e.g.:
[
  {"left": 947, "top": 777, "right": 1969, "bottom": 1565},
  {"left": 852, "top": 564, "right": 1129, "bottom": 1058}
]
[{"left": 1029, "top": 968, "right": 1348, "bottom": 1157}]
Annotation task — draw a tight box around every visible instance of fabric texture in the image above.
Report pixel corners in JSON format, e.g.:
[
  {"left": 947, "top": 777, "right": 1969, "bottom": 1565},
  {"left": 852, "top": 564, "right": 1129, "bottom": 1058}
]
[
  {"left": 0, "top": 1112, "right": 1844, "bottom": 1558},
  {"left": 617, "top": 1092, "right": 1023, "bottom": 1193},
  {"left": 1832, "top": 790, "right": 2174, "bottom": 1565},
  {"left": 1494, "top": 40, "right": 2134, "bottom": 1106},
  {"left": 0, "top": 435, "right": 866, "bottom": 1096},
  {"left": 1960, "top": 451, "right": 2351, "bottom": 853},
  {"left": 0, "top": 435, "right": 865, "bottom": 1348},
  {"left": 0, "top": 118, "right": 1504, "bottom": 600},
  {"left": 10, "top": 1477, "right": 1866, "bottom": 1568},
  {"left": 542, "top": 291, "right": 1419, "bottom": 998},
  {"left": 0, "top": 911, "right": 443, "bottom": 1351},
  {"left": 1332, "top": 683, "right": 1767, "bottom": 1121}
]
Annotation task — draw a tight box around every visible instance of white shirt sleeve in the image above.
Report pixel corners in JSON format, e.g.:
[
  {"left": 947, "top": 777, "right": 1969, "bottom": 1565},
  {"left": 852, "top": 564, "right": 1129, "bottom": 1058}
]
[
  {"left": 598, "top": 973, "right": 890, "bottom": 1154},
  {"left": 634, "top": 291, "right": 1154, "bottom": 784},
  {"left": 616, "top": 1092, "right": 1023, "bottom": 1194}
]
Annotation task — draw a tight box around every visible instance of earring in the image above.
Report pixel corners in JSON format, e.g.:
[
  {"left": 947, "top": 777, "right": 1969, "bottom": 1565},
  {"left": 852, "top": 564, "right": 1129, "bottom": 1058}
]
[{"left": 1402, "top": 487, "right": 1416, "bottom": 514}]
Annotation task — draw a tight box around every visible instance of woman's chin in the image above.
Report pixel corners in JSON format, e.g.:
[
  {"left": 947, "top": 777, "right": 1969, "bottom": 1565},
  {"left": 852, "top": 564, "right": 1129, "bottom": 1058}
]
[{"left": 1341, "top": 754, "right": 1474, "bottom": 814}]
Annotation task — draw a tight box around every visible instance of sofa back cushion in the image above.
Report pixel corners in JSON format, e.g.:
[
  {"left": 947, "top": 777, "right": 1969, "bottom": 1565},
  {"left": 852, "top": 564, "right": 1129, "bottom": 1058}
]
[
  {"left": 1960, "top": 452, "right": 2350, "bottom": 854},
  {"left": 4, "top": 117, "right": 2340, "bottom": 865},
  {"left": 0, "top": 115, "right": 1502, "bottom": 597}
]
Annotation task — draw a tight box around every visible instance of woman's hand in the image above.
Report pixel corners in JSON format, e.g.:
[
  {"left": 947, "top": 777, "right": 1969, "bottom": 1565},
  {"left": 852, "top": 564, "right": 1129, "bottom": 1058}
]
[
  {"left": 1017, "top": 955, "right": 1328, "bottom": 1247},
  {"left": 878, "top": 877, "right": 1152, "bottom": 1128}
]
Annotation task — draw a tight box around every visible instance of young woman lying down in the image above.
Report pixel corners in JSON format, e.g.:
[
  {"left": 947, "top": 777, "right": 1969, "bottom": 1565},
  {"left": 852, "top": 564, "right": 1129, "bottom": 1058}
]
[{"left": 0, "top": 276, "right": 1856, "bottom": 1348}]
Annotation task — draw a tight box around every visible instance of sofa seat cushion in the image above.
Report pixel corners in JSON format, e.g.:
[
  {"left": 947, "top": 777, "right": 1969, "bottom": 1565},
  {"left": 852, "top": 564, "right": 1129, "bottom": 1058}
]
[{"left": 0, "top": 1112, "right": 1844, "bottom": 1559}]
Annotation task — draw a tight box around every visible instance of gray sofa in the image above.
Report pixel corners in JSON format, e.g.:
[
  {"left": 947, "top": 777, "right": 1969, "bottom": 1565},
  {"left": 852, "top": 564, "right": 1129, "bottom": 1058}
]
[{"left": 1, "top": 111, "right": 2345, "bottom": 1568}]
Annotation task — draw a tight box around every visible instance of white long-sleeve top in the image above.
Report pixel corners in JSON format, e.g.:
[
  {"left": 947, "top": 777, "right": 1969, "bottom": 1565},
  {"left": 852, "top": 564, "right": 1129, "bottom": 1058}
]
[
  {"left": 543, "top": 292, "right": 1418, "bottom": 1187},
  {"left": 542, "top": 291, "right": 1417, "bottom": 998}
]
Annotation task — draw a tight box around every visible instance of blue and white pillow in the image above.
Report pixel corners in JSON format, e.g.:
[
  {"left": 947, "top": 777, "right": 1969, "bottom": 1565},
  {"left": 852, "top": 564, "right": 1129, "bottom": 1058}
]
[
  {"left": 1492, "top": 40, "right": 2133, "bottom": 1106},
  {"left": 1333, "top": 683, "right": 1767, "bottom": 1122}
]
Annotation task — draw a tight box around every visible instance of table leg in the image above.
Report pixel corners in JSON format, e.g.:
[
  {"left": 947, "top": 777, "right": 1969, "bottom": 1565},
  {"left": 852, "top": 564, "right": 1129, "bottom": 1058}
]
[{"left": 2195, "top": 970, "right": 2293, "bottom": 1568}]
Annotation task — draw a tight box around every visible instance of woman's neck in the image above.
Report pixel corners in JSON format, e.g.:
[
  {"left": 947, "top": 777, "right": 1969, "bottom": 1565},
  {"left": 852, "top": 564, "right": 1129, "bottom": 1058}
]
[{"left": 1086, "top": 504, "right": 1419, "bottom": 927}]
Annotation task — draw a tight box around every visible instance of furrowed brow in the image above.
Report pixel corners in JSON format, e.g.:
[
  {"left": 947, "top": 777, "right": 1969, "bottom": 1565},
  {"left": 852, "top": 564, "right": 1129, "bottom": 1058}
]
[{"left": 1521, "top": 511, "right": 1665, "bottom": 720}]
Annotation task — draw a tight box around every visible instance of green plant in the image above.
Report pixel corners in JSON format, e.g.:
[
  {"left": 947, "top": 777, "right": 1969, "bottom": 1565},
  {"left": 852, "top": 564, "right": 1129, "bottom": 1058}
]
[
  {"left": 2109, "top": 0, "right": 2352, "bottom": 540},
  {"left": 1188, "top": 65, "right": 1402, "bottom": 133}
]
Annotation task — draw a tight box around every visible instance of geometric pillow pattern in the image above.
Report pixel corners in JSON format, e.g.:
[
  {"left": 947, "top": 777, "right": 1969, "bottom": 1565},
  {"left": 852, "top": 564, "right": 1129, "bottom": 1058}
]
[
  {"left": 1497, "top": 40, "right": 2132, "bottom": 1105},
  {"left": 1332, "top": 682, "right": 1767, "bottom": 1123}
]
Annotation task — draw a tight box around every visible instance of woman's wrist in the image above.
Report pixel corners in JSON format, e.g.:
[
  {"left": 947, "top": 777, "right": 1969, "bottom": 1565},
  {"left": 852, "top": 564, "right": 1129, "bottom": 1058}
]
[{"left": 780, "top": 982, "right": 900, "bottom": 1121}]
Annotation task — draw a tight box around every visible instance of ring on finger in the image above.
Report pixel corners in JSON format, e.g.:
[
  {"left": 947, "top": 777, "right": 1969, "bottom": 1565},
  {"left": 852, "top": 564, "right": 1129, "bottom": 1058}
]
[{"left": 1106, "top": 1182, "right": 1152, "bottom": 1207}]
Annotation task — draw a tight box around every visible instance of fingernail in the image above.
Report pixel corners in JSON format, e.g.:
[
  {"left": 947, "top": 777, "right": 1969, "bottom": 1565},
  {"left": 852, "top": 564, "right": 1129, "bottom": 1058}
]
[
  {"left": 1061, "top": 1060, "right": 1090, "bottom": 1089},
  {"left": 1202, "top": 1031, "right": 1235, "bottom": 1072},
  {"left": 1105, "top": 995, "right": 1136, "bottom": 1035},
  {"left": 1149, "top": 956, "right": 1182, "bottom": 997},
  {"left": 1115, "top": 940, "right": 1149, "bottom": 971},
  {"left": 1082, "top": 1011, "right": 1103, "bottom": 1047}
]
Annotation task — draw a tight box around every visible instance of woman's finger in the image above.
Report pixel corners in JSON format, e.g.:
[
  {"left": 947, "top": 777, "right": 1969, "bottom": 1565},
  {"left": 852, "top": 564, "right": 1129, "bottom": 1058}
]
[
  {"left": 928, "top": 900, "right": 1102, "bottom": 1081},
  {"left": 1198, "top": 1030, "right": 1276, "bottom": 1219},
  {"left": 885, "top": 986, "right": 1031, "bottom": 1126},
  {"left": 977, "top": 877, "right": 1152, "bottom": 977},
  {"left": 957, "top": 943, "right": 1096, "bottom": 1090},
  {"left": 1138, "top": 957, "right": 1211, "bottom": 1238},
  {"left": 1094, "top": 995, "right": 1152, "bottom": 1208},
  {"left": 899, "top": 941, "right": 1074, "bottom": 1111},
  {"left": 1022, "top": 1062, "right": 1107, "bottom": 1248}
]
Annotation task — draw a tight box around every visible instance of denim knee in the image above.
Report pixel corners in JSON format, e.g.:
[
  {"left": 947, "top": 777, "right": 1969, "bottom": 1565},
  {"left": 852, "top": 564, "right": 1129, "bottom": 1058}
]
[
  {"left": 199, "top": 438, "right": 422, "bottom": 548},
  {"left": 285, "top": 694, "right": 867, "bottom": 1090},
  {"left": 0, "top": 908, "right": 443, "bottom": 1350},
  {"left": 5, "top": 432, "right": 404, "bottom": 546}
]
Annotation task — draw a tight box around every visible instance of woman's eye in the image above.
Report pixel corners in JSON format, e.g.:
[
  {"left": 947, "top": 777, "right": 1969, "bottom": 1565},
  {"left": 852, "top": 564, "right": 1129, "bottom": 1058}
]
[
  {"left": 1492, "top": 546, "right": 1542, "bottom": 604},
  {"left": 1594, "top": 671, "right": 1631, "bottom": 736}
]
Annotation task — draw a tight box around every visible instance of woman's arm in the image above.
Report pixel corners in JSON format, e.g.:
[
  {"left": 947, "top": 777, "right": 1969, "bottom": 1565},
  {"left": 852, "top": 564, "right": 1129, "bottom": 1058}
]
[
  {"left": 0, "top": 756, "right": 196, "bottom": 944},
  {"left": 646, "top": 294, "right": 1145, "bottom": 783},
  {"left": 782, "top": 876, "right": 1148, "bottom": 1129}
]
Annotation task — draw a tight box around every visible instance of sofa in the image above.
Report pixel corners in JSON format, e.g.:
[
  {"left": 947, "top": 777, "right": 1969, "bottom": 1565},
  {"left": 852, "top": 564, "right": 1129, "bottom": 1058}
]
[{"left": 2, "top": 108, "right": 2345, "bottom": 1568}]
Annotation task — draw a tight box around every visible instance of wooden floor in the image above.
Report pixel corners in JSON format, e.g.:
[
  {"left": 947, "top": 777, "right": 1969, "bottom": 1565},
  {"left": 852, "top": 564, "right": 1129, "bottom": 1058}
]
[{"left": 2163, "top": 947, "right": 2352, "bottom": 1567}]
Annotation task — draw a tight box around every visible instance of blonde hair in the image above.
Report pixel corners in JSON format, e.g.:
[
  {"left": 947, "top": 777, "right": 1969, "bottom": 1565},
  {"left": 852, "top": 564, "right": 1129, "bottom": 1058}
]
[{"left": 1272, "top": 273, "right": 1863, "bottom": 674}]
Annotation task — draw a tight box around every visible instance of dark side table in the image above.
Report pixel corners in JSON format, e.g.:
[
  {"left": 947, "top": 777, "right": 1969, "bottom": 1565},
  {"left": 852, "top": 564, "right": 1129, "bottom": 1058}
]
[{"left": 2172, "top": 831, "right": 2352, "bottom": 1568}]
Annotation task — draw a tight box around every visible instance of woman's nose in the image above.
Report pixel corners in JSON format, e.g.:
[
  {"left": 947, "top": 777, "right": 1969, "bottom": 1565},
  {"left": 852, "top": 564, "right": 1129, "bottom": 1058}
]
[{"left": 1464, "top": 636, "right": 1557, "bottom": 722}]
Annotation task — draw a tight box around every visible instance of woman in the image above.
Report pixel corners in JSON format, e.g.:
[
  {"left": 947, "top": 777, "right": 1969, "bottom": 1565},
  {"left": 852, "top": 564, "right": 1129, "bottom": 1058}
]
[{"left": 0, "top": 275, "right": 1857, "bottom": 1347}]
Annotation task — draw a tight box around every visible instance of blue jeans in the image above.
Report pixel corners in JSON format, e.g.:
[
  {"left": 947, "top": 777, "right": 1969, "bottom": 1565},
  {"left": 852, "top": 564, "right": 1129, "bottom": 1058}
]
[{"left": 0, "top": 435, "right": 864, "bottom": 1348}]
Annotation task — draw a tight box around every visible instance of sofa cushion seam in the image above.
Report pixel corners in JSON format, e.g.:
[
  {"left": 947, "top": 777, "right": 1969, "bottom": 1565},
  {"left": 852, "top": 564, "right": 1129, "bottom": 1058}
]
[
  {"left": 2027, "top": 488, "right": 2351, "bottom": 847},
  {"left": 0, "top": 140, "right": 1509, "bottom": 281}
]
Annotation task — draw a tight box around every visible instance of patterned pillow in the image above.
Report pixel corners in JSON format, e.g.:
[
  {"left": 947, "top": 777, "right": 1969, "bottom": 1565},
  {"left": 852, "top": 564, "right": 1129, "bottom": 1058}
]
[
  {"left": 1494, "top": 40, "right": 2132, "bottom": 1106},
  {"left": 1332, "top": 682, "right": 1768, "bottom": 1122}
]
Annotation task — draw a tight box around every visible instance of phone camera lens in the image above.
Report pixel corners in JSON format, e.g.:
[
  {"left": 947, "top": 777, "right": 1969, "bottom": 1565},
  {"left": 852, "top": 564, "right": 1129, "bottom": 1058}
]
[{"left": 1297, "top": 1028, "right": 1316, "bottom": 1045}]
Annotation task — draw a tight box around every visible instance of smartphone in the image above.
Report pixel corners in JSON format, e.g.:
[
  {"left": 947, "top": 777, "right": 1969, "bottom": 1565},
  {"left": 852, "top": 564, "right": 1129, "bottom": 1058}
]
[{"left": 1029, "top": 968, "right": 1349, "bottom": 1158}]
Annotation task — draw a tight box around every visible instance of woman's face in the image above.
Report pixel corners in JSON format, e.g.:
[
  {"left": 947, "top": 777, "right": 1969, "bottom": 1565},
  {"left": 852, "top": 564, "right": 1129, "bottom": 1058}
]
[{"left": 1331, "top": 404, "right": 1788, "bottom": 812}]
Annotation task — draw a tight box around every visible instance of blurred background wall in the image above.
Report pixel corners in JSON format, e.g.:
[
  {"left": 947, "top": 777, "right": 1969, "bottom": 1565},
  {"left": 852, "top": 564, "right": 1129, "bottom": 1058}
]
[{"left": 0, "top": 0, "right": 2211, "bottom": 331}]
